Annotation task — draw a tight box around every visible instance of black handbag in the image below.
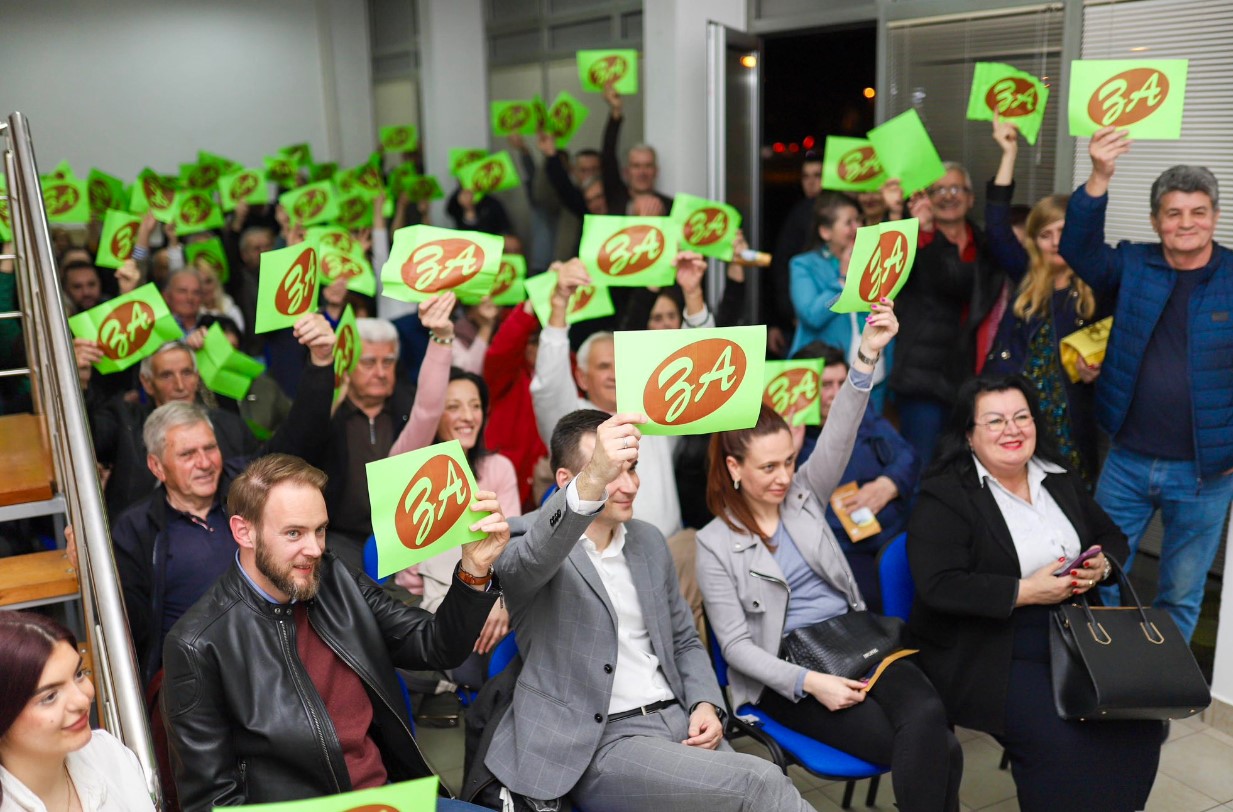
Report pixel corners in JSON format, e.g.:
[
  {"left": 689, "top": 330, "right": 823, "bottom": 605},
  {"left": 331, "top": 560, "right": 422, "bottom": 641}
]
[
  {"left": 783, "top": 610, "right": 906, "bottom": 680},
  {"left": 1049, "top": 554, "right": 1211, "bottom": 721}
]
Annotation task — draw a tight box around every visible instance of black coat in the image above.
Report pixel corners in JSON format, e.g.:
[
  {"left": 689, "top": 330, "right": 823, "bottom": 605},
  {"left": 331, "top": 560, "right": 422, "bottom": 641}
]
[
  {"left": 889, "top": 222, "right": 1005, "bottom": 404},
  {"left": 161, "top": 554, "right": 497, "bottom": 810},
  {"left": 905, "top": 463, "right": 1128, "bottom": 734}
]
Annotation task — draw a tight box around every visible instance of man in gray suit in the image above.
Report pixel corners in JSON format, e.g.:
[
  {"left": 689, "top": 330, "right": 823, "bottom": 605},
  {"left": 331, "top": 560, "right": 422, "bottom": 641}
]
[{"left": 486, "top": 409, "right": 814, "bottom": 811}]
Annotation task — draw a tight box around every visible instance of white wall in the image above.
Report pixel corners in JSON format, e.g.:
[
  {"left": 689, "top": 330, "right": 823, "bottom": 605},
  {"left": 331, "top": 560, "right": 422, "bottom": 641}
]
[
  {"left": 0, "top": 0, "right": 375, "bottom": 179},
  {"left": 1213, "top": 520, "right": 1233, "bottom": 710},
  {"left": 644, "top": 0, "right": 747, "bottom": 197}
]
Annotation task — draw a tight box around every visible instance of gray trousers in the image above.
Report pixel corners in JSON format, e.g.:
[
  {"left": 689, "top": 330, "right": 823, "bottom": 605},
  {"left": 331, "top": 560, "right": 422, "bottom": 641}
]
[{"left": 571, "top": 703, "right": 815, "bottom": 812}]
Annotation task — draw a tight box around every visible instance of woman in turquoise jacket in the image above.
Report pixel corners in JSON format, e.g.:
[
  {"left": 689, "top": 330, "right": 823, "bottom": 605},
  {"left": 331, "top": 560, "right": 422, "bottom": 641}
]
[{"left": 789, "top": 192, "right": 893, "bottom": 410}]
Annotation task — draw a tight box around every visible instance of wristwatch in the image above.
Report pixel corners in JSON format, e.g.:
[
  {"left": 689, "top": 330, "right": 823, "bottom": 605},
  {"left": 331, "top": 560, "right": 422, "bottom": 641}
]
[
  {"left": 456, "top": 564, "right": 493, "bottom": 586},
  {"left": 856, "top": 347, "right": 880, "bottom": 367}
]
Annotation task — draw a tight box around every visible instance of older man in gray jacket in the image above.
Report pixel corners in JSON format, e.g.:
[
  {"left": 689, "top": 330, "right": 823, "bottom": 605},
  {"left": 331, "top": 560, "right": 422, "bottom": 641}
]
[{"left": 486, "top": 409, "right": 814, "bottom": 811}]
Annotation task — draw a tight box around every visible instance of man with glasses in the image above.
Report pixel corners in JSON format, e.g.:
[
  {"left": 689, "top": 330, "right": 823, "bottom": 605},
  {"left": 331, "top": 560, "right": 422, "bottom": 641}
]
[
  {"left": 889, "top": 163, "right": 1005, "bottom": 468},
  {"left": 768, "top": 153, "right": 826, "bottom": 356}
]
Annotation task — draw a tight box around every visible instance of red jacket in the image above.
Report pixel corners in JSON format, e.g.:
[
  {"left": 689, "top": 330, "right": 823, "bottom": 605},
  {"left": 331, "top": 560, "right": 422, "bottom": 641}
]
[{"left": 483, "top": 305, "right": 548, "bottom": 508}]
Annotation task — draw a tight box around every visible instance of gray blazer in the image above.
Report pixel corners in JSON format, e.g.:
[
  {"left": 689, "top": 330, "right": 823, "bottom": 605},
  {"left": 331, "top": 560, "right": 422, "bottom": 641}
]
[
  {"left": 696, "top": 376, "right": 871, "bottom": 711},
  {"left": 486, "top": 487, "right": 724, "bottom": 800}
]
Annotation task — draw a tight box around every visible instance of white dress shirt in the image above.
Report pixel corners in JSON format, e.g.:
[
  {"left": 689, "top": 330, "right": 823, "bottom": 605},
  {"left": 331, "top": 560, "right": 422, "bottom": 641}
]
[
  {"left": 973, "top": 455, "right": 1081, "bottom": 576},
  {"left": 566, "top": 480, "right": 676, "bottom": 713},
  {"left": 0, "top": 730, "right": 155, "bottom": 812}
]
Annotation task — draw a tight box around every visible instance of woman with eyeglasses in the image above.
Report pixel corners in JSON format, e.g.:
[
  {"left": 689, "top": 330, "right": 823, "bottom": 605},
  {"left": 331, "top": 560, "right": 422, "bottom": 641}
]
[
  {"left": 982, "top": 117, "right": 1114, "bottom": 482},
  {"left": 906, "top": 375, "right": 1162, "bottom": 811},
  {"left": 0, "top": 611, "right": 155, "bottom": 811}
]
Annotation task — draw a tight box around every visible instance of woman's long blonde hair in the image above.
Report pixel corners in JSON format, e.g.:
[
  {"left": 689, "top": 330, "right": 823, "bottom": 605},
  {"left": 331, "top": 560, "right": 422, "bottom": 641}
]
[{"left": 1012, "top": 194, "right": 1096, "bottom": 321}]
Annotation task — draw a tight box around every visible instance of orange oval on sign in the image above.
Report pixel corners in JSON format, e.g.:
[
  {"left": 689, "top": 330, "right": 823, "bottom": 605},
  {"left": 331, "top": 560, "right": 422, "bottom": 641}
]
[
  {"left": 394, "top": 454, "right": 472, "bottom": 550},
  {"left": 763, "top": 368, "right": 820, "bottom": 421},
  {"left": 401, "top": 238, "right": 485, "bottom": 293},
  {"left": 178, "top": 192, "right": 212, "bottom": 226},
  {"left": 320, "top": 230, "right": 358, "bottom": 255},
  {"left": 588, "top": 54, "right": 629, "bottom": 87},
  {"left": 682, "top": 207, "right": 729, "bottom": 246},
  {"left": 274, "top": 248, "right": 318, "bottom": 316},
  {"left": 492, "top": 261, "right": 517, "bottom": 297},
  {"left": 499, "top": 105, "right": 530, "bottom": 131},
  {"left": 569, "top": 286, "right": 596, "bottom": 314},
  {"left": 386, "top": 128, "right": 412, "bottom": 149},
  {"left": 294, "top": 189, "right": 328, "bottom": 221},
  {"left": 334, "top": 322, "right": 356, "bottom": 389},
  {"left": 859, "top": 231, "right": 908, "bottom": 302},
  {"left": 597, "top": 225, "right": 665, "bottom": 277},
  {"left": 88, "top": 179, "right": 115, "bottom": 212},
  {"left": 44, "top": 184, "right": 81, "bottom": 216},
  {"left": 1088, "top": 68, "right": 1169, "bottom": 127},
  {"left": 322, "top": 252, "right": 363, "bottom": 281},
  {"left": 343, "top": 805, "right": 400, "bottom": 812},
  {"left": 471, "top": 160, "right": 505, "bottom": 193},
  {"left": 187, "top": 164, "right": 221, "bottom": 189},
  {"left": 339, "top": 196, "right": 367, "bottom": 223},
  {"left": 644, "top": 338, "right": 747, "bottom": 426},
  {"left": 143, "top": 176, "right": 174, "bottom": 210},
  {"left": 110, "top": 221, "right": 139, "bottom": 262},
  {"left": 230, "top": 172, "right": 259, "bottom": 200},
  {"left": 838, "top": 147, "right": 882, "bottom": 183},
  {"left": 985, "top": 77, "right": 1038, "bottom": 117},
  {"left": 98, "top": 301, "right": 157, "bottom": 361}
]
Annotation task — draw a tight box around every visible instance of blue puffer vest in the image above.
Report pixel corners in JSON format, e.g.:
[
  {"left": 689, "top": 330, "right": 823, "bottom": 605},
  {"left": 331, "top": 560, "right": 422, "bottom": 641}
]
[{"left": 1059, "top": 186, "right": 1233, "bottom": 478}]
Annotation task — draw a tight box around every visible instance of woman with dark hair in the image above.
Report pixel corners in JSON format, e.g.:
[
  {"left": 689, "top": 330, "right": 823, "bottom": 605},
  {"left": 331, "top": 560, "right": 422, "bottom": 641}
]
[
  {"left": 788, "top": 192, "right": 892, "bottom": 410},
  {"left": 908, "top": 375, "right": 1162, "bottom": 811},
  {"left": 0, "top": 611, "right": 154, "bottom": 810},
  {"left": 697, "top": 304, "right": 964, "bottom": 812}
]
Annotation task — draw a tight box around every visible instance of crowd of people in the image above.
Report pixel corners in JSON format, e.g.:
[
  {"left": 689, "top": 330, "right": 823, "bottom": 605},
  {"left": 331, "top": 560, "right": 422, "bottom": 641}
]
[{"left": 0, "top": 77, "right": 1229, "bottom": 812}]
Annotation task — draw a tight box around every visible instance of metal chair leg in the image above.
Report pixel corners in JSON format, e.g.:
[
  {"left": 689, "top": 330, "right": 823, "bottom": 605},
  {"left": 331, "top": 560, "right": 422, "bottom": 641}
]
[
  {"left": 999, "top": 748, "right": 1011, "bottom": 770},
  {"left": 841, "top": 779, "right": 856, "bottom": 809},
  {"left": 865, "top": 774, "right": 880, "bottom": 806}
]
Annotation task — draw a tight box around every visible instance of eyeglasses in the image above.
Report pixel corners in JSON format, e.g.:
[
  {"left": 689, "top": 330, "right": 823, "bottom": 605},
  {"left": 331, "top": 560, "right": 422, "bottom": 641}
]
[
  {"left": 975, "top": 412, "right": 1034, "bottom": 434},
  {"left": 927, "top": 184, "right": 971, "bottom": 198}
]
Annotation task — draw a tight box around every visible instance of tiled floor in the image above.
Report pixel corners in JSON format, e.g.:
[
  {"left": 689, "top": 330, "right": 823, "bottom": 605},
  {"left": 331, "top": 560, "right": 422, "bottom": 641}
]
[{"left": 415, "top": 706, "right": 1233, "bottom": 811}]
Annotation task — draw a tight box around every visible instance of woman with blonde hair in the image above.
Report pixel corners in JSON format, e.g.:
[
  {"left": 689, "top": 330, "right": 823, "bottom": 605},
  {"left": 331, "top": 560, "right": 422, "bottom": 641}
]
[{"left": 984, "top": 117, "right": 1114, "bottom": 480}]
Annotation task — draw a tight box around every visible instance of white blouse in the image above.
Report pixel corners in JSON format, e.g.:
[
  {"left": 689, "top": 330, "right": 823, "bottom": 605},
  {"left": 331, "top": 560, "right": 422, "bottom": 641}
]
[
  {"left": 972, "top": 455, "right": 1082, "bottom": 577},
  {"left": 0, "top": 729, "right": 155, "bottom": 812}
]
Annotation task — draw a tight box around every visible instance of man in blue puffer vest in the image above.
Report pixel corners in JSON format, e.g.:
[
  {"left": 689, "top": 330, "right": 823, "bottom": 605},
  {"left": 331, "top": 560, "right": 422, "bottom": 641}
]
[{"left": 1059, "top": 125, "right": 1233, "bottom": 643}]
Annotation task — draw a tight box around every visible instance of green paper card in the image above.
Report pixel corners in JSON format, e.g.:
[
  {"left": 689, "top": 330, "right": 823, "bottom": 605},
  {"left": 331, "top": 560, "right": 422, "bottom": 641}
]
[
  {"left": 449, "top": 148, "right": 490, "bottom": 178},
  {"left": 320, "top": 247, "right": 376, "bottom": 297},
  {"left": 197, "top": 150, "right": 243, "bottom": 175},
  {"left": 0, "top": 195, "right": 11, "bottom": 244},
  {"left": 763, "top": 359, "right": 825, "bottom": 427},
  {"left": 830, "top": 218, "right": 920, "bottom": 313},
  {"left": 186, "top": 237, "right": 230, "bottom": 284},
  {"left": 280, "top": 180, "right": 341, "bottom": 226},
  {"left": 546, "top": 91, "right": 590, "bottom": 148},
  {"left": 490, "top": 254, "right": 528, "bottom": 305},
  {"left": 180, "top": 161, "right": 222, "bottom": 190},
  {"left": 332, "top": 303, "right": 359, "bottom": 401},
  {"left": 670, "top": 193, "right": 742, "bottom": 261},
  {"left": 491, "top": 100, "right": 537, "bottom": 136},
  {"left": 255, "top": 243, "right": 320, "bottom": 334},
  {"left": 67, "top": 283, "right": 183, "bottom": 374},
  {"left": 457, "top": 151, "right": 522, "bottom": 196},
  {"left": 337, "top": 154, "right": 384, "bottom": 199},
  {"left": 133, "top": 169, "right": 177, "bottom": 222},
  {"left": 279, "top": 142, "right": 314, "bottom": 167},
  {"left": 231, "top": 776, "right": 439, "bottom": 812},
  {"left": 95, "top": 209, "right": 144, "bottom": 269},
  {"left": 381, "top": 225, "right": 502, "bottom": 305},
  {"left": 264, "top": 154, "right": 300, "bottom": 188},
  {"left": 524, "top": 271, "right": 614, "bottom": 328},
  {"left": 309, "top": 161, "right": 339, "bottom": 182},
  {"left": 531, "top": 94, "right": 549, "bottom": 131},
  {"left": 614, "top": 325, "right": 768, "bottom": 436},
  {"left": 307, "top": 225, "right": 365, "bottom": 259},
  {"left": 966, "top": 62, "right": 1050, "bottom": 146},
  {"left": 821, "top": 136, "right": 887, "bottom": 193},
  {"left": 387, "top": 163, "right": 421, "bottom": 198},
  {"left": 336, "top": 194, "right": 375, "bottom": 229},
  {"left": 1067, "top": 59, "right": 1188, "bottom": 139},
  {"left": 367, "top": 440, "right": 486, "bottom": 577},
  {"left": 578, "top": 49, "right": 639, "bottom": 94},
  {"left": 404, "top": 175, "right": 445, "bottom": 203},
  {"left": 169, "top": 189, "right": 224, "bottom": 236},
  {"left": 196, "top": 323, "right": 265, "bottom": 400},
  {"left": 578, "top": 215, "right": 678, "bottom": 287},
  {"left": 218, "top": 168, "right": 268, "bottom": 211},
  {"left": 41, "top": 176, "right": 89, "bottom": 223},
  {"left": 380, "top": 124, "right": 419, "bottom": 153},
  {"left": 87, "top": 169, "right": 126, "bottom": 217},
  {"left": 48, "top": 160, "right": 75, "bottom": 180},
  {"left": 866, "top": 110, "right": 946, "bottom": 197}
]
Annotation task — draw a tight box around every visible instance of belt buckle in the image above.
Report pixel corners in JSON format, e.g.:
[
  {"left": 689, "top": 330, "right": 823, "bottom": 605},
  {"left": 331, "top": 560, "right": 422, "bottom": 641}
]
[{"left": 640, "top": 704, "right": 649, "bottom": 716}]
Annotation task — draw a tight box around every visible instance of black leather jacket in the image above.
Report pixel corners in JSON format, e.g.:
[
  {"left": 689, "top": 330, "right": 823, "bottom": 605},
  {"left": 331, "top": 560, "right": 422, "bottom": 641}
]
[{"left": 161, "top": 553, "right": 497, "bottom": 810}]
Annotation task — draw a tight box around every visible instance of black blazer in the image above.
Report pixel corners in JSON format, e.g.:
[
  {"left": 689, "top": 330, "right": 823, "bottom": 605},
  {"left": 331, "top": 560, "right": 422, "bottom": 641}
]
[{"left": 905, "top": 462, "right": 1128, "bottom": 734}]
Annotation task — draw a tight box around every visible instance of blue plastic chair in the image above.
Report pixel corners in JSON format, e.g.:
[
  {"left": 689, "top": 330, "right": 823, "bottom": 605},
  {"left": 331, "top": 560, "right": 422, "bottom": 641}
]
[
  {"left": 487, "top": 631, "right": 519, "bottom": 679},
  {"left": 704, "top": 618, "right": 888, "bottom": 809},
  {"left": 362, "top": 534, "right": 391, "bottom": 584},
  {"left": 876, "top": 532, "right": 913, "bottom": 622}
]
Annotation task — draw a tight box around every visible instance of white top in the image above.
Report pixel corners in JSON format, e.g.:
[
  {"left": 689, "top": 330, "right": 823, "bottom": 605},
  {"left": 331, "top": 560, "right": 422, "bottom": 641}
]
[
  {"left": 973, "top": 455, "right": 1081, "bottom": 577},
  {"left": 0, "top": 730, "right": 155, "bottom": 812},
  {"left": 566, "top": 480, "right": 676, "bottom": 714},
  {"left": 530, "top": 326, "right": 683, "bottom": 538}
]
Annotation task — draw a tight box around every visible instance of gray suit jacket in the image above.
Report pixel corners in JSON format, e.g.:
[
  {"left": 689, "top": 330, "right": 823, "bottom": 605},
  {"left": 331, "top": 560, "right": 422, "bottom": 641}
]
[{"left": 485, "top": 487, "right": 724, "bottom": 800}]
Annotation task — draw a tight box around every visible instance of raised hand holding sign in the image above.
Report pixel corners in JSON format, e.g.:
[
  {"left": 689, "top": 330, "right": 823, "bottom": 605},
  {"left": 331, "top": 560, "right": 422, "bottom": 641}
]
[
  {"left": 821, "top": 136, "right": 887, "bottom": 193},
  {"left": 670, "top": 194, "right": 742, "bottom": 261},
  {"left": 577, "top": 49, "right": 639, "bottom": 94},
  {"left": 615, "top": 326, "right": 767, "bottom": 436},
  {"left": 830, "top": 219, "right": 919, "bottom": 313},
  {"left": 866, "top": 111, "right": 946, "bottom": 197},
  {"left": 966, "top": 62, "right": 1050, "bottom": 145},
  {"left": 255, "top": 243, "right": 320, "bottom": 334},
  {"left": 96, "top": 210, "right": 144, "bottom": 269},
  {"left": 67, "top": 282, "right": 183, "bottom": 375}
]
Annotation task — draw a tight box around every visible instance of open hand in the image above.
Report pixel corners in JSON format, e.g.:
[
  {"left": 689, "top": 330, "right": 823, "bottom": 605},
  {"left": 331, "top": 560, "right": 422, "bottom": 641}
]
[
  {"left": 419, "top": 292, "right": 457, "bottom": 341},
  {"left": 294, "top": 312, "right": 337, "bottom": 366}
]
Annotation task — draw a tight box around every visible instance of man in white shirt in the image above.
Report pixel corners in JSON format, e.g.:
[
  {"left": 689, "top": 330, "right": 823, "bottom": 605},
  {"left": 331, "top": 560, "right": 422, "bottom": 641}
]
[{"left": 485, "top": 410, "right": 814, "bottom": 811}]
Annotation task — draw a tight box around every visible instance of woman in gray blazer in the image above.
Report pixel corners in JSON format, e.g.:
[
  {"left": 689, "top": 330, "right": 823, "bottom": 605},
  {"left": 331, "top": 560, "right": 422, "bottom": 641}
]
[{"left": 697, "top": 301, "right": 963, "bottom": 812}]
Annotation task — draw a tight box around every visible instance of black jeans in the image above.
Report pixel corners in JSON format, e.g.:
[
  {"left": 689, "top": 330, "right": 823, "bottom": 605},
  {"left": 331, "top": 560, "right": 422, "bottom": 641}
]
[{"left": 757, "top": 658, "right": 962, "bottom": 812}]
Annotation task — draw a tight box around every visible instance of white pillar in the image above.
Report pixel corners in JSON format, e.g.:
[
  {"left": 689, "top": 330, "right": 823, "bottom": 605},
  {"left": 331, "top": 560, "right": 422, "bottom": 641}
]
[
  {"left": 1209, "top": 517, "right": 1233, "bottom": 734},
  {"left": 318, "top": 0, "right": 376, "bottom": 167},
  {"left": 643, "top": 0, "right": 748, "bottom": 197}
]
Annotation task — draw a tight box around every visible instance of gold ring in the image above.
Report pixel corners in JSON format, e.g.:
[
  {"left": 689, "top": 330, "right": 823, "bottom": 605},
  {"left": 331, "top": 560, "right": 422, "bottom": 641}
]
[{"left": 1088, "top": 579, "right": 1094, "bottom": 588}]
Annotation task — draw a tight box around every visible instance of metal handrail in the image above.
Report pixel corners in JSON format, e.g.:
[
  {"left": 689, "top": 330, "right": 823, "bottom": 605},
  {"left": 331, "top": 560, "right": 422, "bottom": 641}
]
[{"left": 3, "top": 111, "right": 162, "bottom": 807}]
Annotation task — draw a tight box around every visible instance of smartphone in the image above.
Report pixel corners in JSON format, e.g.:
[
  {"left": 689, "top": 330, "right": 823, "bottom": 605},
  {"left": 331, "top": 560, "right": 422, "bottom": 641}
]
[{"left": 1053, "top": 545, "right": 1101, "bottom": 577}]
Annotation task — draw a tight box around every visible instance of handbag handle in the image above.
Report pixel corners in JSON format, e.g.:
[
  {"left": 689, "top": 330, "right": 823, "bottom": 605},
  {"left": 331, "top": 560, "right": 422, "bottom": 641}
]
[{"left": 1069, "top": 553, "right": 1165, "bottom": 645}]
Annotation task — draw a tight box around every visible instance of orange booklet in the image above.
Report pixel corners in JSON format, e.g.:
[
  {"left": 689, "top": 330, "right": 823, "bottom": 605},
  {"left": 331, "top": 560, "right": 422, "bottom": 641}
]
[{"left": 830, "top": 481, "right": 882, "bottom": 542}]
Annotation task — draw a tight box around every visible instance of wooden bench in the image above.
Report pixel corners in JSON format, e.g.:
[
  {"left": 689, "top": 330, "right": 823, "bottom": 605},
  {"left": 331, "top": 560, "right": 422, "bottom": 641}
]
[
  {"left": 0, "top": 549, "right": 79, "bottom": 609},
  {"left": 0, "top": 412, "right": 54, "bottom": 507}
]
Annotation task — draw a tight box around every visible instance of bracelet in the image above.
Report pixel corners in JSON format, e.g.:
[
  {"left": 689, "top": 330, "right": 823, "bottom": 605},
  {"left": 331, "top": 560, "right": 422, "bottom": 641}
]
[
  {"left": 1100, "top": 561, "right": 1112, "bottom": 582},
  {"left": 856, "top": 347, "right": 880, "bottom": 367},
  {"left": 456, "top": 564, "right": 492, "bottom": 586},
  {"left": 430, "top": 334, "right": 454, "bottom": 346}
]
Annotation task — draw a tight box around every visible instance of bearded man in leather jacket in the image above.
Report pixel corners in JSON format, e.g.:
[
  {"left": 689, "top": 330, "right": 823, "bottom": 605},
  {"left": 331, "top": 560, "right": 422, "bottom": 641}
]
[{"left": 160, "top": 453, "right": 508, "bottom": 811}]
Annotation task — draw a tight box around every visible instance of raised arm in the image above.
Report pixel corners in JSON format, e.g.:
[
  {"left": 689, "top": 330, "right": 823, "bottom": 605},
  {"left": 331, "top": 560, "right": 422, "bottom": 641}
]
[
  {"left": 260, "top": 313, "right": 336, "bottom": 465},
  {"left": 1058, "top": 127, "right": 1132, "bottom": 294},
  {"left": 985, "top": 117, "right": 1029, "bottom": 284},
  {"left": 483, "top": 301, "right": 538, "bottom": 400},
  {"left": 529, "top": 261, "right": 590, "bottom": 443},
  {"left": 388, "top": 294, "right": 455, "bottom": 457}
]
